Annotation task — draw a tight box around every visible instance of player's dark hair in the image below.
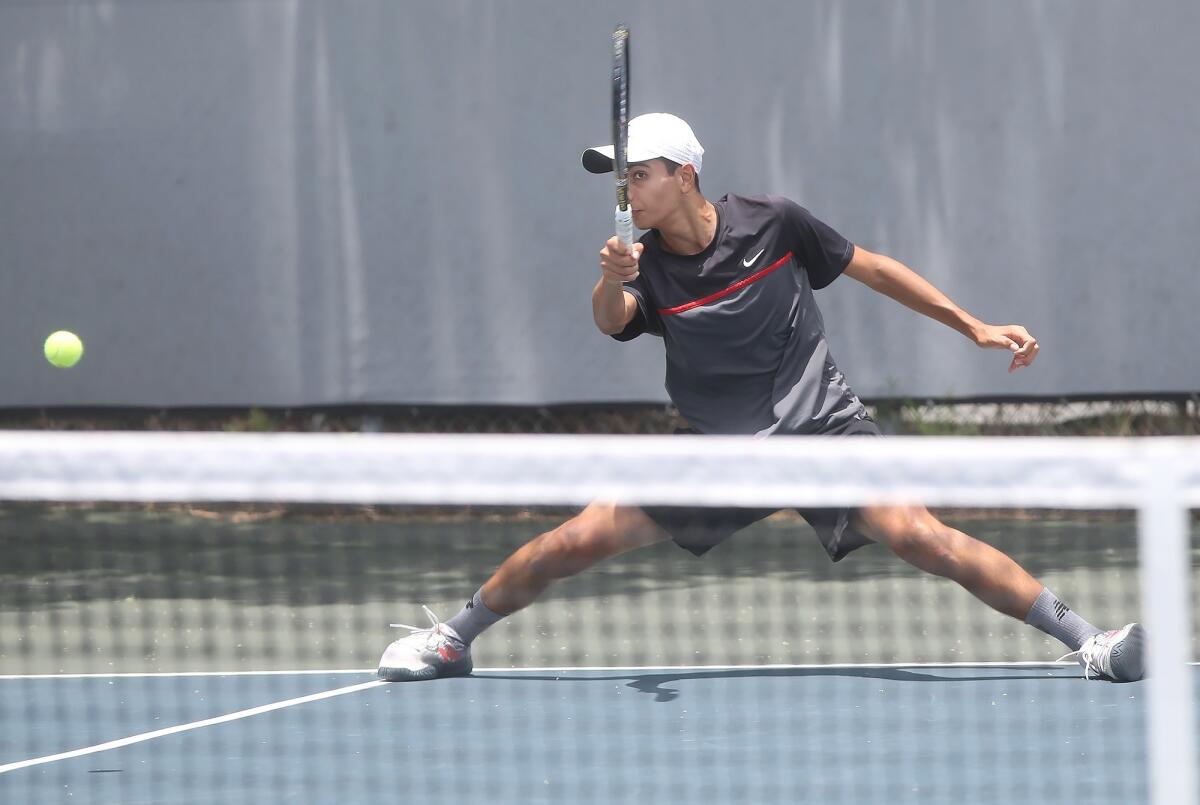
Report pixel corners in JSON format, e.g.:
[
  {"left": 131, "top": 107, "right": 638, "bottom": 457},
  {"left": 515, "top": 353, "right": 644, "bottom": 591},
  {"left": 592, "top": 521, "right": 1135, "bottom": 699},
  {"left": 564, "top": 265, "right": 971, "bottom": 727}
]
[{"left": 661, "top": 158, "right": 701, "bottom": 192}]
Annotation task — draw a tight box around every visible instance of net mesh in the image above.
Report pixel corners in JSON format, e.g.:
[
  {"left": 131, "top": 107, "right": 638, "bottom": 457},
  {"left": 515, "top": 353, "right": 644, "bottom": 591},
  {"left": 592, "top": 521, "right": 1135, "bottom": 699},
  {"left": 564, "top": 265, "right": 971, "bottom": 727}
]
[{"left": 0, "top": 432, "right": 1196, "bottom": 804}]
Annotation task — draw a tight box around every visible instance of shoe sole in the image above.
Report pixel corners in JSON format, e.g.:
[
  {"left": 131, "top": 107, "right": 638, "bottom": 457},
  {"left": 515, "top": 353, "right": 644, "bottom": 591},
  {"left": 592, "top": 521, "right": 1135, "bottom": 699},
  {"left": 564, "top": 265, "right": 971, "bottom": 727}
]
[
  {"left": 1108, "top": 623, "right": 1146, "bottom": 683},
  {"left": 377, "top": 659, "right": 473, "bottom": 682}
]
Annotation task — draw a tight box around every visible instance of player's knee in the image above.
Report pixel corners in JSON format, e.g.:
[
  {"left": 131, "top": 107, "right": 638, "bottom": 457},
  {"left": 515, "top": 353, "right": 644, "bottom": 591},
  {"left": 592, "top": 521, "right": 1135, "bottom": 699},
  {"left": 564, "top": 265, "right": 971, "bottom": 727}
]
[
  {"left": 528, "top": 513, "right": 610, "bottom": 580},
  {"left": 880, "top": 515, "right": 955, "bottom": 571}
]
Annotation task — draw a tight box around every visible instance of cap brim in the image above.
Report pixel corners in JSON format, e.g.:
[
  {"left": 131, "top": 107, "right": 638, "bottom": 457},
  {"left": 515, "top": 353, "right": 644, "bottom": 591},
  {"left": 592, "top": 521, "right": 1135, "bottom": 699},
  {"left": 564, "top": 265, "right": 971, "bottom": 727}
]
[
  {"left": 582, "top": 146, "right": 615, "bottom": 174},
  {"left": 582, "top": 145, "right": 668, "bottom": 174}
]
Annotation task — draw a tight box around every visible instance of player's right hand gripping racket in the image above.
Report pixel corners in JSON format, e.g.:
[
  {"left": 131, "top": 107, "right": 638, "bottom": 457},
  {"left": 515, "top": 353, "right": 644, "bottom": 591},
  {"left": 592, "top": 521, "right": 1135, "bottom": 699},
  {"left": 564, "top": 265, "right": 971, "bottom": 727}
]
[{"left": 611, "top": 24, "right": 634, "bottom": 250}]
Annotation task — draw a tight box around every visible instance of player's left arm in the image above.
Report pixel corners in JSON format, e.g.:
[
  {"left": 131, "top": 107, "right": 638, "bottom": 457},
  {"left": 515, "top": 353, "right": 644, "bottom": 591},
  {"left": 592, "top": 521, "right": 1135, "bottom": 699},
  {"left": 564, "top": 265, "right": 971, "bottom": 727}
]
[{"left": 842, "top": 245, "right": 1039, "bottom": 373}]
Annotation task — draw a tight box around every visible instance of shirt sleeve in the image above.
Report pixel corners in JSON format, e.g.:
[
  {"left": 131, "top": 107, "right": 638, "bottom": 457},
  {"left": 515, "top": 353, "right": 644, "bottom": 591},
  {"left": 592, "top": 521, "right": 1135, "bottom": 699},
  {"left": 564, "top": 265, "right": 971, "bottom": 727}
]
[
  {"left": 609, "top": 275, "right": 664, "bottom": 342},
  {"left": 778, "top": 197, "right": 855, "bottom": 290}
]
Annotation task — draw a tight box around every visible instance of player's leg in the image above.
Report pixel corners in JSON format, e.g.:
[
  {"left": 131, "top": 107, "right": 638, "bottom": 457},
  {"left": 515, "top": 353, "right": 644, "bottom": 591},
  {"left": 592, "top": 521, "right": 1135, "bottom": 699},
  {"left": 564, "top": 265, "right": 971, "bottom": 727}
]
[
  {"left": 852, "top": 504, "right": 1144, "bottom": 681},
  {"left": 854, "top": 504, "right": 1042, "bottom": 618},
  {"left": 478, "top": 502, "right": 669, "bottom": 615},
  {"left": 377, "top": 503, "right": 669, "bottom": 681}
]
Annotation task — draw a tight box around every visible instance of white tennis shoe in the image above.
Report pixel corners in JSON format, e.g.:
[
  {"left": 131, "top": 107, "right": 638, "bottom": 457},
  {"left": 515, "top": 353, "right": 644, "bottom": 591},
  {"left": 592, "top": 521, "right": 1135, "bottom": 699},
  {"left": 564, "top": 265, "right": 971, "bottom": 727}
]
[
  {"left": 377, "top": 605, "right": 473, "bottom": 682},
  {"left": 1059, "top": 623, "right": 1146, "bottom": 682}
]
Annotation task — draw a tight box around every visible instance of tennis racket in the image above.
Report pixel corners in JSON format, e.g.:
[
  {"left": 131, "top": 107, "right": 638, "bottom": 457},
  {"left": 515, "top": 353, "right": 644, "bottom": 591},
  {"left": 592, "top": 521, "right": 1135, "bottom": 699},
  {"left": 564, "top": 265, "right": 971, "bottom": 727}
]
[{"left": 611, "top": 24, "right": 634, "bottom": 250}]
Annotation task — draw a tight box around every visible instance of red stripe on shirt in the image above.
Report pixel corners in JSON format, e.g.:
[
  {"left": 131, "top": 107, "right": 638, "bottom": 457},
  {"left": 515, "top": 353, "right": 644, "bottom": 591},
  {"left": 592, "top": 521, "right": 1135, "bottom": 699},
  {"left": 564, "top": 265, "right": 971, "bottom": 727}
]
[{"left": 656, "top": 251, "right": 793, "bottom": 316}]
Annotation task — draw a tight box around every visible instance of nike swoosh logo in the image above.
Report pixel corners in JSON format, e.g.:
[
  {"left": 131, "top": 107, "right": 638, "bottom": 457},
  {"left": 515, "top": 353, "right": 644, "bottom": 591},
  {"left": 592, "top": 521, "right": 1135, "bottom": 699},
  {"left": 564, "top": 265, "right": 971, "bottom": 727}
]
[{"left": 742, "top": 249, "right": 765, "bottom": 268}]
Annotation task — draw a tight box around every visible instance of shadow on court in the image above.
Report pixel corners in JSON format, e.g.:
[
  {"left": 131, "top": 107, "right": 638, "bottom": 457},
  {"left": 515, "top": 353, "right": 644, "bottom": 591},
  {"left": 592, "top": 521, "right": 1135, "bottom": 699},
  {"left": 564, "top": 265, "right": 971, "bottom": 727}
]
[{"left": 475, "top": 664, "right": 1083, "bottom": 702}]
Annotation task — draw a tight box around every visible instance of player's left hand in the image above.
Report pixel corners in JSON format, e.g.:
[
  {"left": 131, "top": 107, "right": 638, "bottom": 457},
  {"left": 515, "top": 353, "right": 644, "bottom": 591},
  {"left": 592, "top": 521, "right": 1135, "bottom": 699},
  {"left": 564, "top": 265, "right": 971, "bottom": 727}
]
[{"left": 975, "top": 324, "right": 1040, "bottom": 373}]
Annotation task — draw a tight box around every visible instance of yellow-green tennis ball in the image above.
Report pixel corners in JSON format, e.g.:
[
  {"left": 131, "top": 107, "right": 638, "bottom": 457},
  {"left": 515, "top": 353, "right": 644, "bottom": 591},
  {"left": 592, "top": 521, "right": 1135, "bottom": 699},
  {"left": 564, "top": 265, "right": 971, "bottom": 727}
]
[{"left": 44, "top": 330, "right": 84, "bottom": 368}]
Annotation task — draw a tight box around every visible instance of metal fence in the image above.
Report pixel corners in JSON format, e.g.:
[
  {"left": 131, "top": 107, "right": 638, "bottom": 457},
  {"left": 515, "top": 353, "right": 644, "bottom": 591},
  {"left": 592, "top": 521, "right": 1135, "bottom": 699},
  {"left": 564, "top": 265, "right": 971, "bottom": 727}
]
[{"left": 1, "top": 396, "right": 1196, "bottom": 437}]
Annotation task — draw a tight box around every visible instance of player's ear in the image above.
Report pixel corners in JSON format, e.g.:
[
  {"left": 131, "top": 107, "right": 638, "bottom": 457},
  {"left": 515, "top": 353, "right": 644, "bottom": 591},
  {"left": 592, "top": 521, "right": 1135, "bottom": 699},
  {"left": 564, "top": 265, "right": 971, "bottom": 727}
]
[{"left": 680, "top": 164, "right": 698, "bottom": 194}]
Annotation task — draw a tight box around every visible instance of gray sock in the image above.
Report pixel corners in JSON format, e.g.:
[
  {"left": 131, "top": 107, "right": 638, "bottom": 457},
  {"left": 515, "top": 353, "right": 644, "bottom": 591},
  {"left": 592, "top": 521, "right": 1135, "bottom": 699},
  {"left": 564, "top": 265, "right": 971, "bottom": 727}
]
[
  {"left": 1023, "top": 587, "right": 1102, "bottom": 651},
  {"left": 444, "top": 588, "right": 505, "bottom": 645}
]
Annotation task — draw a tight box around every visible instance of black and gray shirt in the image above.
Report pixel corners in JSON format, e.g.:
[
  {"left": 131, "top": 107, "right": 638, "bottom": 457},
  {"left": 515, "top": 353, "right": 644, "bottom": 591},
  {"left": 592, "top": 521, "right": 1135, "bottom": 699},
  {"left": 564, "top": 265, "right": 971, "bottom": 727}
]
[{"left": 614, "top": 193, "right": 870, "bottom": 436}]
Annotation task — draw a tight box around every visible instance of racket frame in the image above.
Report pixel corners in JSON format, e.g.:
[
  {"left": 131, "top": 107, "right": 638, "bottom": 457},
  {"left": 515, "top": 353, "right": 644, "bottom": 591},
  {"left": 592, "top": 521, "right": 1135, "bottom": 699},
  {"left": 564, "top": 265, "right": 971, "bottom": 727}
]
[{"left": 612, "top": 24, "right": 634, "bottom": 249}]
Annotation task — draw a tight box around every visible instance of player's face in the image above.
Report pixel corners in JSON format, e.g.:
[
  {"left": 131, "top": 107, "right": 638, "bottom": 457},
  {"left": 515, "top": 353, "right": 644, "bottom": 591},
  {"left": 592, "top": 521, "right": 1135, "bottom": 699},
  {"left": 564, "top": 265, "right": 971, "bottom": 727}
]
[{"left": 627, "top": 160, "right": 685, "bottom": 229}]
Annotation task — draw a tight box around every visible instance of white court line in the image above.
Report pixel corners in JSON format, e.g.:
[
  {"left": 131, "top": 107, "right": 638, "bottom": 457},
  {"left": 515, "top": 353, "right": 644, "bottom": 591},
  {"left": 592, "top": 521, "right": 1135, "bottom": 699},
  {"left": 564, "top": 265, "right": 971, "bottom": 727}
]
[
  {"left": 0, "top": 661, "right": 1063, "bottom": 680},
  {"left": 11, "top": 659, "right": 1194, "bottom": 681},
  {"left": 0, "top": 669, "right": 376, "bottom": 680},
  {"left": 479, "top": 661, "right": 1086, "bottom": 672},
  {"left": 478, "top": 661, "right": 1194, "bottom": 672},
  {"left": 0, "top": 678, "right": 386, "bottom": 775}
]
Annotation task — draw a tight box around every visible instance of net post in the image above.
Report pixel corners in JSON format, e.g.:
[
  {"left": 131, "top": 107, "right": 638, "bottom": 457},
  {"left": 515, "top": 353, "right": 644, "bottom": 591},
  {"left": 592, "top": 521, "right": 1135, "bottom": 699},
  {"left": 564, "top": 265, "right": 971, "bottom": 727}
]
[{"left": 1138, "top": 482, "right": 1197, "bottom": 805}]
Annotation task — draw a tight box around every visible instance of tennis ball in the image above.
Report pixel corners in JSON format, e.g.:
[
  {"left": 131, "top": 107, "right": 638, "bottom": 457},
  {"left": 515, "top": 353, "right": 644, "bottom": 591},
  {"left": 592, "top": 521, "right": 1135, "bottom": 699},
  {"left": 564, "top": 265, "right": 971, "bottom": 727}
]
[{"left": 44, "top": 330, "right": 84, "bottom": 368}]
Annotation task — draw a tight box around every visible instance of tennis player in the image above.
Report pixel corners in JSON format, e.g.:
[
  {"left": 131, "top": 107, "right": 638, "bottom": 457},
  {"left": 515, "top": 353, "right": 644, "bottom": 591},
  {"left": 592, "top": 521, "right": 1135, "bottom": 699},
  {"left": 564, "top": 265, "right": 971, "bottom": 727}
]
[{"left": 379, "top": 113, "right": 1144, "bottom": 684}]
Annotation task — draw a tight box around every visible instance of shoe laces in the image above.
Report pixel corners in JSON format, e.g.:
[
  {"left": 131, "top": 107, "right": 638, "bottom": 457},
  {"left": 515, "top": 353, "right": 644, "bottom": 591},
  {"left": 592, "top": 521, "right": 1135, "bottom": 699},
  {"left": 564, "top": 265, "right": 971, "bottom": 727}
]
[
  {"left": 1057, "top": 629, "right": 1118, "bottom": 680},
  {"left": 390, "top": 605, "right": 461, "bottom": 649}
]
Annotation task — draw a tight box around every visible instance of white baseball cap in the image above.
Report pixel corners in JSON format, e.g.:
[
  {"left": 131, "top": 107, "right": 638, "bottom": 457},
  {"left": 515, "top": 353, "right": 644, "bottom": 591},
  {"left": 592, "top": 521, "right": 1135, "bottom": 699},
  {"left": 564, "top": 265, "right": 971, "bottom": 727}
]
[{"left": 582, "top": 113, "right": 704, "bottom": 175}]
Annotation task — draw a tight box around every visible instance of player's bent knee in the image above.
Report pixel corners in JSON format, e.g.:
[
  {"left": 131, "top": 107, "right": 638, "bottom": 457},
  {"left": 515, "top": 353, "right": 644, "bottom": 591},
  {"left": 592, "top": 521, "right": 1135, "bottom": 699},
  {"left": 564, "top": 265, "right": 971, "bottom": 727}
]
[{"left": 527, "top": 516, "right": 612, "bottom": 580}]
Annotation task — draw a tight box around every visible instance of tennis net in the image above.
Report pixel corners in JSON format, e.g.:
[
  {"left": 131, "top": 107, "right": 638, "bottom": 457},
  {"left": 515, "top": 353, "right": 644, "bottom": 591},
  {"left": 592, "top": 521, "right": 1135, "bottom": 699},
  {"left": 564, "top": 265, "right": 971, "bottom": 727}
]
[{"left": 0, "top": 432, "right": 1196, "bottom": 804}]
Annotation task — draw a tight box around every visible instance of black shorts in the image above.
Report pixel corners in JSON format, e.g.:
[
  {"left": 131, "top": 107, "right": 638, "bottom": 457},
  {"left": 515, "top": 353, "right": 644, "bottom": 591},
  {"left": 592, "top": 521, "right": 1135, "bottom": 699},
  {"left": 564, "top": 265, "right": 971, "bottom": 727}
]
[{"left": 641, "top": 417, "right": 882, "bottom": 562}]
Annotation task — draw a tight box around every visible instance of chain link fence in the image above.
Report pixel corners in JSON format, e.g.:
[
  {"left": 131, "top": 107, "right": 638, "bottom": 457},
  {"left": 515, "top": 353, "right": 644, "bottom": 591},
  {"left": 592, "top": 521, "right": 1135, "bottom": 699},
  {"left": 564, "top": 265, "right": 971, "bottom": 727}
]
[{"left": 1, "top": 396, "right": 1196, "bottom": 436}]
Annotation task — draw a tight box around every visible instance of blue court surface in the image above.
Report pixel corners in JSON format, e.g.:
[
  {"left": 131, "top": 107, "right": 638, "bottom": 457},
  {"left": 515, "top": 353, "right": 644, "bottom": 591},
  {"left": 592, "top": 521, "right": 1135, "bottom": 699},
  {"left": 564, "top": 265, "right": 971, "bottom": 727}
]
[{"left": 3, "top": 663, "right": 1193, "bottom": 805}]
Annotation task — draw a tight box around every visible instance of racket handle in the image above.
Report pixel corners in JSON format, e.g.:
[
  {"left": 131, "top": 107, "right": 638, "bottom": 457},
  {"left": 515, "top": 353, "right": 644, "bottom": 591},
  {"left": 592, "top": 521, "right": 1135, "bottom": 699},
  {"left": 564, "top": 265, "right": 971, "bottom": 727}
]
[{"left": 614, "top": 206, "right": 634, "bottom": 250}]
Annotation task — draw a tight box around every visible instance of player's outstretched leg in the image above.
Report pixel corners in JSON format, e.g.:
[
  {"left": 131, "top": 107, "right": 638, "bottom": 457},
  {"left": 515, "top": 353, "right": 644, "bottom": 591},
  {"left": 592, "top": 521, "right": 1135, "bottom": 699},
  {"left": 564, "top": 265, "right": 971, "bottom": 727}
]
[
  {"left": 852, "top": 505, "right": 1145, "bottom": 682},
  {"left": 377, "top": 503, "right": 668, "bottom": 681}
]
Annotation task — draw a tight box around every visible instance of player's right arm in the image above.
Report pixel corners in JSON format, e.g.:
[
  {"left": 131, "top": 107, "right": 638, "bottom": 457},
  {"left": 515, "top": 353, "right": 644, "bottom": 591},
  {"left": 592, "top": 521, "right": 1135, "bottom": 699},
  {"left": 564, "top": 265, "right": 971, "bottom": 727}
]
[{"left": 592, "top": 236, "right": 644, "bottom": 335}]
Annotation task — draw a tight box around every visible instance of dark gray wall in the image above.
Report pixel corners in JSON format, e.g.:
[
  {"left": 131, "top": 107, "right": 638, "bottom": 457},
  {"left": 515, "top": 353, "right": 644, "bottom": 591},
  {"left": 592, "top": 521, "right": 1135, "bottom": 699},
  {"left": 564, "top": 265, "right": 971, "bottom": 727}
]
[{"left": 3, "top": 1, "right": 1196, "bottom": 407}]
